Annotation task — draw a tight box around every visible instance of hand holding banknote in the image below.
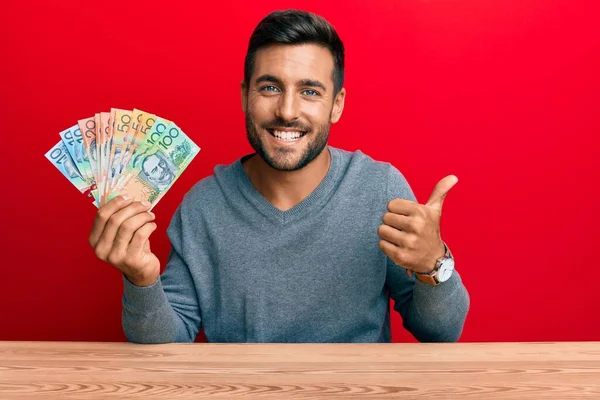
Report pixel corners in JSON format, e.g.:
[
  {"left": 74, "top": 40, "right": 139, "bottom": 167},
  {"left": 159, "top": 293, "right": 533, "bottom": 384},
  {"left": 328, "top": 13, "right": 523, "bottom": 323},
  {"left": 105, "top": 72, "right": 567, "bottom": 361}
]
[
  {"left": 88, "top": 196, "right": 160, "bottom": 287},
  {"left": 46, "top": 108, "right": 200, "bottom": 282}
]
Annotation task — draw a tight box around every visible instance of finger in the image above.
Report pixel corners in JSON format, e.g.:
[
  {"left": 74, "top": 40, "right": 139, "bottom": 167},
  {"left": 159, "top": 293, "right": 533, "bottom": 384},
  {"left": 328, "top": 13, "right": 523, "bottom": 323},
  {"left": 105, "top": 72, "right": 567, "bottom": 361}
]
[
  {"left": 94, "top": 202, "right": 153, "bottom": 260},
  {"left": 378, "top": 238, "right": 397, "bottom": 258},
  {"left": 425, "top": 175, "right": 458, "bottom": 213},
  {"left": 379, "top": 239, "right": 413, "bottom": 277},
  {"left": 106, "top": 240, "right": 127, "bottom": 267},
  {"left": 378, "top": 238, "right": 407, "bottom": 263},
  {"left": 128, "top": 222, "right": 158, "bottom": 256},
  {"left": 89, "top": 196, "right": 134, "bottom": 247},
  {"left": 113, "top": 211, "right": 156, "bottom": 250},
  {"left": 377, "top": 224, "right": 410, "bottom": 247},
  {"left": 387, "top": 198, "right": 417, "bottom": 216},
  {"left": 382, "top": 212, "right": 414, "bottom": 232},
  {"left": 107, "top": 213, "right": 156, "bottom": 268}
]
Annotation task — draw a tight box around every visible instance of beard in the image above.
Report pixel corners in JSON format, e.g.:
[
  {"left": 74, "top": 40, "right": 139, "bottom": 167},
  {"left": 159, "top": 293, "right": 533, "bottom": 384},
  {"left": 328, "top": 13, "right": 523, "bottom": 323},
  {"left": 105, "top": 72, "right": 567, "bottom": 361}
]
[{"left": 245, "top": 111, "right": 331, "bottom": 172}]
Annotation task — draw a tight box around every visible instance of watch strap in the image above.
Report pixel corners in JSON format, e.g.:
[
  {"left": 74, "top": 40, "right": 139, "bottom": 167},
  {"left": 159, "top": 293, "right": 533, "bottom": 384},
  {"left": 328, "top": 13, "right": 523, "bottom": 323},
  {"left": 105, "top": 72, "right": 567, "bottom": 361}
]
[
  {"left": 414, "top": 242, "right": 451, "bottom": 286},
  {"left": 415, "top": 272, "right": 439, "bottom": 286}
]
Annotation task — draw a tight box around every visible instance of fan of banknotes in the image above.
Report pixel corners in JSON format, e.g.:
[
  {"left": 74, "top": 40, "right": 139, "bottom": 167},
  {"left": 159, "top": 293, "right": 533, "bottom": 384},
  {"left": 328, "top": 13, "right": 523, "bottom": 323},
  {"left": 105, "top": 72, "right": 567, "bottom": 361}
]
[{"left": 45, "top": 109, "right": 200, "bottom": 210}]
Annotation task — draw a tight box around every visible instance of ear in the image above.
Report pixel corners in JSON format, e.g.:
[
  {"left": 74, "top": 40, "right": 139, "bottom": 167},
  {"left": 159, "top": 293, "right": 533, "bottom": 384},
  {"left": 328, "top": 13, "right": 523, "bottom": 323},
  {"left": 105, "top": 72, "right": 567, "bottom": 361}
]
[
  {"left": 240, "top": 80, "right": 248, "bottom": 113},
  {"left": 330, "top": 87, "right": 346, "bottom": 124}
]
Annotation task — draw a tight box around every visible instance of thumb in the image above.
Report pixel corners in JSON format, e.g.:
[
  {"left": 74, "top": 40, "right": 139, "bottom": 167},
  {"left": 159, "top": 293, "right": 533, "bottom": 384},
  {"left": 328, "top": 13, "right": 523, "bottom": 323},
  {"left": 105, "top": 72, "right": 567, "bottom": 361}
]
[{"left": 425, "top": 175, "right": 459, "bottom": 213}]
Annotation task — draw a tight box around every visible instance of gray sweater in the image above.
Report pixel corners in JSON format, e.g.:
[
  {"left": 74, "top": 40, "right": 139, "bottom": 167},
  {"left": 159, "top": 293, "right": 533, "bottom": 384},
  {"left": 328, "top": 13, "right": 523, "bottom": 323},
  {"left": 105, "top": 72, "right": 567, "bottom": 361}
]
[{"left": 122, "top": 146, "right": 469, "bottom": 343}]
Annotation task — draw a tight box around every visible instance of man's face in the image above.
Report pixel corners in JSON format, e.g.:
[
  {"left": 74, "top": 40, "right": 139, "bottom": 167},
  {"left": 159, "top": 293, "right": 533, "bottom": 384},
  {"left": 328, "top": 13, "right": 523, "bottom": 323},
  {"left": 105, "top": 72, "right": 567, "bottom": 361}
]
[
  {"left": 242, "top": 43, "right": 345, "bottom": 171},
  {"left": 143, "top": 154, "right": 168, "bottom": 182}
]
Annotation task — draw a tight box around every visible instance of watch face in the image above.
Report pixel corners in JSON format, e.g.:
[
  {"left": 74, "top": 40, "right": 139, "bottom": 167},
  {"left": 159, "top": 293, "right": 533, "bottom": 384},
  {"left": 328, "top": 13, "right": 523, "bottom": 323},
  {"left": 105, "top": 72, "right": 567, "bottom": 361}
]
[{"left": 437, "top": 258, "right": 455, "bottom": 282}]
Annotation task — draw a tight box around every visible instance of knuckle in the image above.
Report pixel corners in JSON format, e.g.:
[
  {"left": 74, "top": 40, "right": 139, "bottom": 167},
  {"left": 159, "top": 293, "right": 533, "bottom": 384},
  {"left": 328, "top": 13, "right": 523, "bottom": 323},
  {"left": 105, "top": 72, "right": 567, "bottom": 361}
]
[
  {"left": 107, "top": 252, "right": 120, "bottom": 266},
  {"left": 418, "top": 219, "right": 429, "bottom": 233},
  {"left": 132, "top": 227, "right": 145, "bottom": 240},
  {"left": 379, "top": 240, "right": 390, "bottom": 256},
  {"left": 119, "top": 224, "right": 133, "bottom": 237},
  {"left": 122, "top": 218, "right": 139, "bottom": 232},
  {"left": 121, "top": 219, "right": 133, "bottom": 230},
  {"left": 94, "top": 247, "right": 106, "bottom": 261},
  {"left": 113, "top": 196, "right": 129, "bottom": 207},
  {"left": 411, "top": 220, "right": 421, "bottom": 234},
  {"left": 408, "top": 235, "right": 418, "bottom": 249},
  {"left": 408, "top": 219, "right": 420, "bottom": 233},
  {"left": 96, "top": 209, "right": 109, "bottom": 222},
  {"left": 394, "top": 247, "right": 405, "bottom": 263},
  {"left": 106, "top": 214, "right": 122, "bottom": 229}
]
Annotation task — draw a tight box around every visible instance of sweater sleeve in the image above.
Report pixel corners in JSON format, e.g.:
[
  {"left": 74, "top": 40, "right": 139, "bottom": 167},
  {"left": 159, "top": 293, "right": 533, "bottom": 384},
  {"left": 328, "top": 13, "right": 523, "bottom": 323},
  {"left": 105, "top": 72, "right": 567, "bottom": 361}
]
[
  {"left": 121, "top": 204, "right": 202, "bottom": 343},
  {"left": 384, "top": 165, "right": 470, "bottom": 342}
]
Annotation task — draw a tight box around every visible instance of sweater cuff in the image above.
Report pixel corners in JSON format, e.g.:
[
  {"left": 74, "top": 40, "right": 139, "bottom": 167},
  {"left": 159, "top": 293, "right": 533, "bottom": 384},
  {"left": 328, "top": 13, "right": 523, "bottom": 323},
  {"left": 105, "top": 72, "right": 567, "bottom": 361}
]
[{"left": 122, "top": 274, "right": 168, "bottom": 312}]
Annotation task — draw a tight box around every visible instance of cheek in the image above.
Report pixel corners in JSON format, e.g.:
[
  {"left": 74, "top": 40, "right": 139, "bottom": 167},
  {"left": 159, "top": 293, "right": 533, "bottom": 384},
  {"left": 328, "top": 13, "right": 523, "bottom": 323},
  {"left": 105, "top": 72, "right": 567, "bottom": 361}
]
[
  {"left": 248, "top": 95, "right": 274, "bottom": 118},
  {"left": 303, "top": 102, "right": 330, "bottom": 123}
]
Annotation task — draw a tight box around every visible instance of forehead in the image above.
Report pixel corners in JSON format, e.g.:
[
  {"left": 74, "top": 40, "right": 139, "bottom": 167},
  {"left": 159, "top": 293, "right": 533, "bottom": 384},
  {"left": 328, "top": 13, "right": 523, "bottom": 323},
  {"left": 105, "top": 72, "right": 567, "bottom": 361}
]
[
  {"left": 252, "top": 44, "right": 334, "bottom": 87},
  {"left": 145, "top": 155, "right": 159, "bottom": 165}
]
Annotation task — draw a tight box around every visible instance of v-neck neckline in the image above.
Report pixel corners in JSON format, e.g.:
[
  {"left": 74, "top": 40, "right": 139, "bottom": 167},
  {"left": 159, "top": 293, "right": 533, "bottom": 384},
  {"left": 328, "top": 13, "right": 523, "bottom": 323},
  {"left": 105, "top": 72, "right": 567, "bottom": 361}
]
[{"left": 235, "top": 146, "right": 342, "bottom": 225}]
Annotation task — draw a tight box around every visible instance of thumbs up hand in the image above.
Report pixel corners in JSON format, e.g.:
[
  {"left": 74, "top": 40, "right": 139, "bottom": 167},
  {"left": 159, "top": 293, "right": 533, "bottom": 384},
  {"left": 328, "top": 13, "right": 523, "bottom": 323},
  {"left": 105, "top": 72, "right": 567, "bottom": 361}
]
[{"left": 378, "top": 175, "right": 458, "bottom": 275}]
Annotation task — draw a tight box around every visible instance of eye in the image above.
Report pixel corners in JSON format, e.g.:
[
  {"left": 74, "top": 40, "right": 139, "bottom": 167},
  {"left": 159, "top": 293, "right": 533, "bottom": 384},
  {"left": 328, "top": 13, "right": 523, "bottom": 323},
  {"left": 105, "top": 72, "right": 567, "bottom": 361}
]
[
  {"left": 302, "top": 89, "right": 320, "bottom": 97},
  {"left": 260, "top": 85, "right": 280, "bottom": 92}
]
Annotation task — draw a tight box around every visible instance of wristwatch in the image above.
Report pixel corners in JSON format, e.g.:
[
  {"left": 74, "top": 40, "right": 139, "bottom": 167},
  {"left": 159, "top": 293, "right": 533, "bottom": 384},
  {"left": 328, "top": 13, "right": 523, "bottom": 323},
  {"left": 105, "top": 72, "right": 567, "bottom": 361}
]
[{"left": 415, "top": 242, "right": 455, "bottom": 286}]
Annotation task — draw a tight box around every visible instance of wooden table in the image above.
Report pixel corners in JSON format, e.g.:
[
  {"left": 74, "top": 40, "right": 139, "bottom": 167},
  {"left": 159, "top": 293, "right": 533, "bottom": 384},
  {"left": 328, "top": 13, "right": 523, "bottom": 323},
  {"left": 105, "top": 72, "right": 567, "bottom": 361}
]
[{"left": 0, "top": 341, "right": 599, "bottom": 399}]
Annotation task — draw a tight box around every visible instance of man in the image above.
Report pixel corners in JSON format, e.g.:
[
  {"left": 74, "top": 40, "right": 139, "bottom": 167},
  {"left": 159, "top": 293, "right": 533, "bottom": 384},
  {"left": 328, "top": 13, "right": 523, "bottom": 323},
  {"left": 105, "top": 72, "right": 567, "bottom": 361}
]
[
  {"left": 140, "top": 152, "right": 176, "bottom": 191},
  {"left": 89, "top": 10, "right": 469, "bottom": 343}
]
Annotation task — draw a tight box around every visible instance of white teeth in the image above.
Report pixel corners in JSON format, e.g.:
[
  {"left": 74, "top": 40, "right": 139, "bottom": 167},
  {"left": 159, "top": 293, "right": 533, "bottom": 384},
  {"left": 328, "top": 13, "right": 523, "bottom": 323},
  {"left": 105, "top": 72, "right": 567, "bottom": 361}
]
[{"left": 273, "top": 130, "right": 303, "bottom": 141}]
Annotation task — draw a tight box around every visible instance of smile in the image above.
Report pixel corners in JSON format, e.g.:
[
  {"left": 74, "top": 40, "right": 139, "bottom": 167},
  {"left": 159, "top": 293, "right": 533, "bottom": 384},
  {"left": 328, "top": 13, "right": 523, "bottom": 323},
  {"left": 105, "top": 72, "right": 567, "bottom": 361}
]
[{"left": 267, "top": 129, "right": 307, "bottom": 142}]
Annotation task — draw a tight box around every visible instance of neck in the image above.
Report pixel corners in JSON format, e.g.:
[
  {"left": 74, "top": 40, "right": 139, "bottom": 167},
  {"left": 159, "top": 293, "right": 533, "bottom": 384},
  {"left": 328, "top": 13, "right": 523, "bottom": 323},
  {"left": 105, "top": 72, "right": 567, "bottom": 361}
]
[{"left": 242, "top": 147, "right": 331, "bottom": 211}]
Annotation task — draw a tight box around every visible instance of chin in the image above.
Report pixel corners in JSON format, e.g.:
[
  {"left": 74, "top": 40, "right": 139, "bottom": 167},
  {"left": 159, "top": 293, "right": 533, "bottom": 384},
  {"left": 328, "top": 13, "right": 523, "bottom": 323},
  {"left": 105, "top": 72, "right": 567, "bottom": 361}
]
[
  {"left": 265, "top": 147, "right": 322, "bottom": 172},
  {"left": 264, "top": 154, "right": 305, "bottom": 171}
]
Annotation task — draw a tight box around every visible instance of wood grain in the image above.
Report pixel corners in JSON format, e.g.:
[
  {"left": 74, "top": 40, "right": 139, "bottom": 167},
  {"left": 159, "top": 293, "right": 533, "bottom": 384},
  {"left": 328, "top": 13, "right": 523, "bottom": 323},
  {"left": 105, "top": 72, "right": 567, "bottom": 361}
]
[{"left": 0, "top": 341, "right": 599, "bottom": 399}]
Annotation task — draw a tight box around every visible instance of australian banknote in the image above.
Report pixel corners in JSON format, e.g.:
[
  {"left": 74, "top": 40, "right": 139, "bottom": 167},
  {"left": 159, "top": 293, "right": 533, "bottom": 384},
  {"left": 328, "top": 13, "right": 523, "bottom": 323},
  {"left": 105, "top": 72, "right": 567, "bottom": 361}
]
[
  {"left": 46, "top": 109, "right": 199, "bottom": 209},
  {"left": 109, "top": 121, "right": 200, "bottom": 209}
]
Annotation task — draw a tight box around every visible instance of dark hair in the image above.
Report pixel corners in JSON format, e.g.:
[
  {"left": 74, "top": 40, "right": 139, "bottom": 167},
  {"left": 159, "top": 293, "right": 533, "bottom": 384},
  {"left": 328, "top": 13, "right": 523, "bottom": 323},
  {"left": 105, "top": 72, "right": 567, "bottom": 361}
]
[{"left": 244, "top": 10, "right": 345, "bottom": 95}]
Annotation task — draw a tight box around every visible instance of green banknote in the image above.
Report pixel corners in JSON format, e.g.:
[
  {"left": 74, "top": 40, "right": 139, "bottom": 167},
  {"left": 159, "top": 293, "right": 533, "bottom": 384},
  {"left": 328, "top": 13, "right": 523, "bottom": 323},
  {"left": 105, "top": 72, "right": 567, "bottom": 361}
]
[{"left": 110, "top": 122, "right": 200, "bottom": 208}]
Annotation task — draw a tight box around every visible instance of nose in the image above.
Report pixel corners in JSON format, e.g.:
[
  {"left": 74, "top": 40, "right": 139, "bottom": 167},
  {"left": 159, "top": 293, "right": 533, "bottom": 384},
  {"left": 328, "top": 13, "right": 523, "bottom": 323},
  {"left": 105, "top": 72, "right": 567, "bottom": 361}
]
[{"left": 274, "top": 90, "right": 301, "bottom": 122}]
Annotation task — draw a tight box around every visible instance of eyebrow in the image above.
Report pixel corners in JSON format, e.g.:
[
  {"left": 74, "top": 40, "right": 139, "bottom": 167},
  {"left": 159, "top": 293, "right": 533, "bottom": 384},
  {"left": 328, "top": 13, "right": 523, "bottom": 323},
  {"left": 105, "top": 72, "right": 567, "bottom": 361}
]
[{"left": 255, "top": 74, "right": 327, "bottom": 91}]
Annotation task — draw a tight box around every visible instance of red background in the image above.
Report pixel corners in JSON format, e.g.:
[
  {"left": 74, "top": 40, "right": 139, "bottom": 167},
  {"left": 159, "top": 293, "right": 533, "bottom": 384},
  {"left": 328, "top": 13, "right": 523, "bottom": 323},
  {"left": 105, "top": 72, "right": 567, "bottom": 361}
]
[{"left": 1, "top": 0, "right": 598, "bottom": 342}]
